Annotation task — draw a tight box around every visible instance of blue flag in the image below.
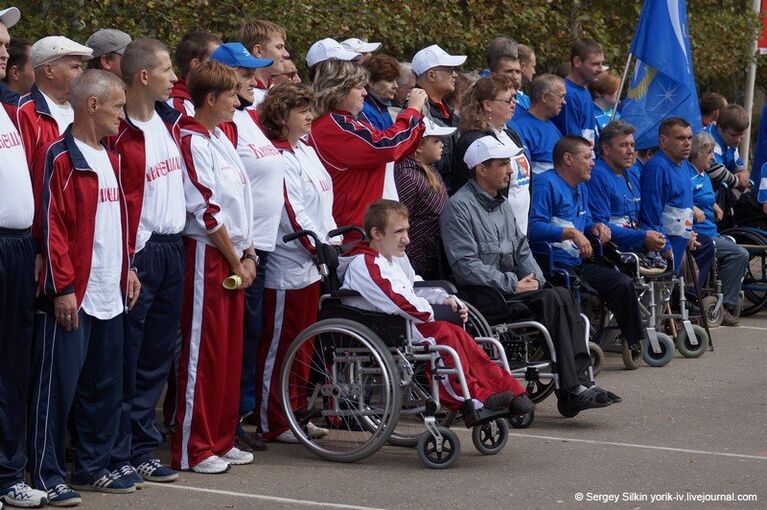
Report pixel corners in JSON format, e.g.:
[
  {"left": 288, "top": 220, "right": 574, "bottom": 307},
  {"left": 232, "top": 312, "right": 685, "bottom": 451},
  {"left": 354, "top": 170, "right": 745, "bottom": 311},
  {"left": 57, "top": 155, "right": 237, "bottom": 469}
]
[{"left": 619, "top": 0, "right": 701, "bottom": 150}]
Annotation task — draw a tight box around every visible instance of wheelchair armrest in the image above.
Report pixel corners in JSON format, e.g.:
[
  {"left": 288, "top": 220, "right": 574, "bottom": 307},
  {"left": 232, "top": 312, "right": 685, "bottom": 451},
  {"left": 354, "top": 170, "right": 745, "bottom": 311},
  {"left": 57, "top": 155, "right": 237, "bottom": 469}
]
[
  {"left": 432, "top": 304, "right": 463, "bottom": 325},
  {"left": 329, "top": 288, "right": 362, "bottom": 298},
  {"left": 455, "top": 285, "right": 510, "bottom": 323},
  {"left": 414, "top": 280, "right": 457, "bottom": 294}
]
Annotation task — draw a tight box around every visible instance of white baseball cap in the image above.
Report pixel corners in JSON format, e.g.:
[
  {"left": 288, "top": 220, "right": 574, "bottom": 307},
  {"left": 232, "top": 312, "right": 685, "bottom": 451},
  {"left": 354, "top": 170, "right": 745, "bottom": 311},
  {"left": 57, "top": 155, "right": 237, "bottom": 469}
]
[
  {"left": 31, "top": 36, "right": 93, "bottom": 68},
  {"left": 463, "top": 135, "right": 516, "bottom": 169},
  {"left": 423, "top": 117, "right": 456, "bottom": 138},
  {"left": 341, "top": 37, "right": 381, "bottom": 54},
  {"left": 306, "top": 38, "right": 361, "bottom": 67},
  {"left": 411, "top": 44, "right": 466, "bottom": 76},
  {"left": 0, "top": 6, "right": 20, "bottom": 29}
]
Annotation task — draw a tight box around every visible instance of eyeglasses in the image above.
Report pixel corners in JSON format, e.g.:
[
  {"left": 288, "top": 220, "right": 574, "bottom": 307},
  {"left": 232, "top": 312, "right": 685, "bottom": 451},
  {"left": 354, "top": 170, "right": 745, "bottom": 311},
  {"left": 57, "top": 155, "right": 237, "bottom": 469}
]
[
  {"left": 545, "top": 91, "right": 566, "bottom": 100},
  {"left": 431, "top": 66, "right": 458, "bottom": 75},
  {"left": 491, "top": 94, "right": 517, "bottom": 105}
]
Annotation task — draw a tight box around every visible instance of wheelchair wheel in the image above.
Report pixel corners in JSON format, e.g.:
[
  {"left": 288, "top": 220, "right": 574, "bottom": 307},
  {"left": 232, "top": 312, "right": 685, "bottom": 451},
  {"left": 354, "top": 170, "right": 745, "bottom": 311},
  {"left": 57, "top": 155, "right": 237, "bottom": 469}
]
[
  {"left": 508, "top": 411, "right": 534, "bottom": 429},
  {"left": 280, "top": 319, "right": 401, "bottom": 463},
  {"left": 675, "top": 324, "right": 709, "bottom": 358},
  {"left": 620, "top": 339, "right": 642, "bottom": 370},
  {"left": 463, "top": 301, "right": 493, "bottom": 337},
  {"left": 472, "top": 418, "right": 509, "bottom": 455},
  {"left": 589, "top": 341, "right": 604, "bottom": 377},
  {"left": 417, "top": 426, "right": 460, "bottom": 469},
  {"left": 701, "top": 296, "right": 723, "bottom": 328},
  {"left": 642, "top": 332, "right": 674, "bottom": 367},
  {"left": 723, "top": 228, "right": 767, "bottom": 316},
  {"left": 527, "top": 375, "right": 556, "bottom": 404}
]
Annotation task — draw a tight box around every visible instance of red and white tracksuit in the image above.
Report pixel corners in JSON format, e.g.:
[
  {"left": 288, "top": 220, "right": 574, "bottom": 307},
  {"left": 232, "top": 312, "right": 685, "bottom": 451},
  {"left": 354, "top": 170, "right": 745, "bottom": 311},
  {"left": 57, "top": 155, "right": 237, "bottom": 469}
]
[
  {"left": 171, "top": 118, "right": 254, "bottom": 470},
  {"left": 338, "top": 244, "right": 526, "bottom": 411},
  {"left": 256, "top": 139, "right": 337, "bottom": 440},
  {"left": 308, "top": 108, "right": 424, "bottom": 231},
  {"left": 167, "top": 79, "right": 195, "bottom": 117}
]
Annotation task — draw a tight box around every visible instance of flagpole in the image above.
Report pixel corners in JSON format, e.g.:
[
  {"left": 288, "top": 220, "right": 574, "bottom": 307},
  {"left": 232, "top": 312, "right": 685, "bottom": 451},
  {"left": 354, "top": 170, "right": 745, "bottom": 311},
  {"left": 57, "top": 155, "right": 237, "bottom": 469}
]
[
  {"left": 741, "top": 0, "right": 761, "bottom": 171},
  {"left": 611, "top": 52, "right": 633, "bottom": 122}
]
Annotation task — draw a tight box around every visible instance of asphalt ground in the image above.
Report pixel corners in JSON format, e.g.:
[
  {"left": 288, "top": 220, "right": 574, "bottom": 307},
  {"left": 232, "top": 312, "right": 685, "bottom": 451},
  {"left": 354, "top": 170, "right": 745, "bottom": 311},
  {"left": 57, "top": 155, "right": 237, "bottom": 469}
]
[{"left": 66, "top": 316, "right": 767, "bottom": 510}]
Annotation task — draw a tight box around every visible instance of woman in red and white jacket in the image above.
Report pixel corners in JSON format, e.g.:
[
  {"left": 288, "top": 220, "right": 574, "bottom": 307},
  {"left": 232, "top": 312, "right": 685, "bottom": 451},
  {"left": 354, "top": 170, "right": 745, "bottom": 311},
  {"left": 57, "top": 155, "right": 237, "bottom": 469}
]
[
  {"left": 308, "top": 59, "right": 427, "bottom": 231},
  {"left": 255, "top": 83, "right": 338, "bottom": 443},
  {"left": 171, "top": 61, "right": 257, "bottom": 475}
]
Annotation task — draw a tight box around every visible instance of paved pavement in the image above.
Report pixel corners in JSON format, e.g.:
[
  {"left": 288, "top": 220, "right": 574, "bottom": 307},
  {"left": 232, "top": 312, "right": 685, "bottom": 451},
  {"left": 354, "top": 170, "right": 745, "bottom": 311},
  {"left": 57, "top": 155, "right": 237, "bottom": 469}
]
[{"left": 69, "top": 316, "right": 767, "bottom": 510}]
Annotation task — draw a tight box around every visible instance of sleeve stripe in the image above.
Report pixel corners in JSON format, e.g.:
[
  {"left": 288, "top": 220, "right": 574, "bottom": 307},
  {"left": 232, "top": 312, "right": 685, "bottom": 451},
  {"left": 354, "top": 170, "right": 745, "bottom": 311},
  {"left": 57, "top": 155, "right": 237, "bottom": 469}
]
[
  {"left": 180, "top": 136, "right": 220, "bottom": 231},
  {"left": 282, "top": 181, "right": 316, "bottom": 255},
  {"left": 362, "top": 254, "right": 431, "bottom": 322},
  {"left": 330, "top": 113, "right": 420, "bottom": 150}
]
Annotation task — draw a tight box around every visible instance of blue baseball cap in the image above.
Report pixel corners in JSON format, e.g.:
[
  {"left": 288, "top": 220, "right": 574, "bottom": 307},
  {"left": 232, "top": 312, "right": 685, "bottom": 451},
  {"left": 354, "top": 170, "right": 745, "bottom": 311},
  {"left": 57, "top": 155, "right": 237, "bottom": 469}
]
[{"left": 210, "top": 42, "right": 273, "bottom": 69}]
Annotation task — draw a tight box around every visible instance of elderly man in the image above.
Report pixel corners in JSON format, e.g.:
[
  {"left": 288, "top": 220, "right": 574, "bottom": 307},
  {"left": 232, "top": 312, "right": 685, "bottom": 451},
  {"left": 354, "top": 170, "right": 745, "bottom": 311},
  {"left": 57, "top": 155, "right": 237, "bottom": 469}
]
[
  {"left": 28, "top": 70, "right": 141, "bottom": 505},
  {"left": 441, "top": 135, "right": 620, "bottom": 413},
  {"left": 0, "top": 6, "right": 51, "bottom": 508},
  {"left": 509, "top": 73, "right": 564, "bottom": 175}
]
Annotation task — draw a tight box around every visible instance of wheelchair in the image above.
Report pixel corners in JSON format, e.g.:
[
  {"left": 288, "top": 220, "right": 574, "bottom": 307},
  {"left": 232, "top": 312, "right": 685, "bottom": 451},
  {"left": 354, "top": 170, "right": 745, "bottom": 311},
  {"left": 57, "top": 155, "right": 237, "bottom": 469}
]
[{"left": 278, "top": 227, "right": 527, "bottom": 469}]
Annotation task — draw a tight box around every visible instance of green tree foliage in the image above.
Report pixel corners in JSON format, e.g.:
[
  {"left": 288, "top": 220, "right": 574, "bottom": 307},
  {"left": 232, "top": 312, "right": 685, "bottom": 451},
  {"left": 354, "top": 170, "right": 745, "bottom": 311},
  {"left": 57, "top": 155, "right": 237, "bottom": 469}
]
[{"left": 15, "top": 0, "right": 762, "bottom": 98}]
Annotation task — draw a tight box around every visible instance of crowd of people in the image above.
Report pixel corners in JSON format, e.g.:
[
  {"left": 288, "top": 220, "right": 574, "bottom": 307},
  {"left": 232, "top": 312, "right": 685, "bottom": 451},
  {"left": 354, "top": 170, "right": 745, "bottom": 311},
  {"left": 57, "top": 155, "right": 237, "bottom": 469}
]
[{"left": 0, "top": 5, "right": 758, "bottom": 508}]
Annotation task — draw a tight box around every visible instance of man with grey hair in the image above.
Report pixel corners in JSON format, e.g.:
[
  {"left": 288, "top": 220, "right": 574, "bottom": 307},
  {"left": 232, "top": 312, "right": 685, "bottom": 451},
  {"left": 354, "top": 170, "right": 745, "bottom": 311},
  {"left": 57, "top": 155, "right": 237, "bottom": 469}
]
[
  {"left": 28, "top": 69, "right": 142, "bottom": 505},
  {"left": 18, "top": 35, "right": 92, "bottom": 168},
  {"left": 0, "top": 6, "right": 51, "bottom": 509},
  {"left": 689, "top": 131, "right": 748, "bottom": 325},
  {"left": 509, "top": 73, "right": 565, "bottom": 174},
  {"left": 107, "top": 38, "right": 184, "bottom": 486}
]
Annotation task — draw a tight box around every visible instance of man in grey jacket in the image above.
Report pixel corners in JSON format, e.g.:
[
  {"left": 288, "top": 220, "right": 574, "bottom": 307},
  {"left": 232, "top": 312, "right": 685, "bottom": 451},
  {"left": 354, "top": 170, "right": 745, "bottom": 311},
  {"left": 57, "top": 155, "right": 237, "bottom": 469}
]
[{"left": 440, "top": 136, "right": 620, "bottom": 411}]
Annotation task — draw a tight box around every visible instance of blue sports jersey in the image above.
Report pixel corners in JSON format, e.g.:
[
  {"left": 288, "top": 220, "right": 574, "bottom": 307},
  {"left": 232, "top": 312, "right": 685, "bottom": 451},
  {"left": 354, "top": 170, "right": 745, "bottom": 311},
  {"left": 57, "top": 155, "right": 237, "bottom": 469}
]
[
  {"left": 529, "top": 169, "right": 595, "bottom": 268},
  {"left": 360, "top": 94, "right": 394, "bottom": 131},
  {"left": 690, "top": 167, "right": 719, "bottom": 238},
  {"left": 703, "top": 124, "right": 744, "bottom": 174},
  {"left": 515, "top": 90, "right": 531, "bottom": 111},
  {"left": 509, "top": 108, "right": 562, "bottom": 175},
  {"left": 586, "top": 158, "right": 646, "bottom": 252},
  {"left": 552, "top": 78, "right": 598, "bottom": 145},
  {"left": 639, "top": 151, "right": 694, "bottom": 272}
]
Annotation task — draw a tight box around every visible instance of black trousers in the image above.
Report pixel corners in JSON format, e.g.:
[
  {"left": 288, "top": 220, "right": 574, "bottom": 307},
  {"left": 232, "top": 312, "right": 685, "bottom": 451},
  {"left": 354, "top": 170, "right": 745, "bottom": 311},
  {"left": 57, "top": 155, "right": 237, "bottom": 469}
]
[
  {"left": 576, "top": 263, "right": 643, "bottom": 346},
  {"left": 506, "top": 287, "right": 591, "bottom": 391},
  {"left": 0, "top": 229, "right": 36, "bottom": 489}
]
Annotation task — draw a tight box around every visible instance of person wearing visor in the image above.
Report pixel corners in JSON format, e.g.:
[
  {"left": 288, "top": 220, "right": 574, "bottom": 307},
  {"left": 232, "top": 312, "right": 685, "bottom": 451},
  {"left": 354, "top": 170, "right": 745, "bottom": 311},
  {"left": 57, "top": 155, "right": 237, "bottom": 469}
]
[
  {"left": 305, "top": 37, "right": 360, "bottom": 80},
  {"left": 340, "top": 37, "right": 381, "bottom": 63}
]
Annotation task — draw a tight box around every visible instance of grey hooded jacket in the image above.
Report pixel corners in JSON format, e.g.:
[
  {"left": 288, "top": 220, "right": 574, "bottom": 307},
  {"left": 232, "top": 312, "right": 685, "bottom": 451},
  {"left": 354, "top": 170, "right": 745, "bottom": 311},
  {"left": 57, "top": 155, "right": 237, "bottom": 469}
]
[{"left": 440, "top": 179, "right": 545, "bottom": 295}]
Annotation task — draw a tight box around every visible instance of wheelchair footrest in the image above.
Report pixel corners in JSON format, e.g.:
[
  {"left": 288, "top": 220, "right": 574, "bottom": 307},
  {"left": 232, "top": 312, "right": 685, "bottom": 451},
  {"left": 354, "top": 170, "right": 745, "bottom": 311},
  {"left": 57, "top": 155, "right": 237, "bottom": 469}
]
[{"left": 460, "top": 403, "right": 514, "bottom": 428}]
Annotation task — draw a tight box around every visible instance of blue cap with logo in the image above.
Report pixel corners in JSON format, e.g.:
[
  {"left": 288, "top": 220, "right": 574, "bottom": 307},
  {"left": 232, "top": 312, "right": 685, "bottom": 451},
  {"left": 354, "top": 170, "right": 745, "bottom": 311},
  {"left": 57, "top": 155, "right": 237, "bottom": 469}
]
[{"left": 210, "top": 42, "right": 273, "bottom": 69}]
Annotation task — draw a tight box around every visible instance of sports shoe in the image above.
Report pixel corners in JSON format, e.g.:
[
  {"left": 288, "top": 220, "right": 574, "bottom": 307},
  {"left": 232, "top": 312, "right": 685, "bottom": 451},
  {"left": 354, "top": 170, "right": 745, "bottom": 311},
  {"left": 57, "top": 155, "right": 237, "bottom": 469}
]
[
  {"left": 722, "top": 307, "right": 740, "bottom": 327},
  {"left": 221, "top": 447, "right": 254, "bottom": 465},
  {"left": 274, "top": 429, "right": 300, "bottom": 444},
  {"left": 307, "top": 422, "right": 329, "bottom": 438},
  {"left": 191, "top": 455, "right": 230, "bottom": 474},
  {"left": 70, "top": 469, "right": 136, "bottom": 494},
  {"left": 115, "top": 464, "right": 143, "bottom": 489},
  {"left": 134, "top": 459, "right": 179, "bottom": 483},
  {"left": 0, "top": 481, "right": 48, "bottom": 507},
  {"left": 235, "top": 430, "right": 267, "bottom": 452},
  {"left": 45, "top": 485, "right": 81, "bottom": 507}
]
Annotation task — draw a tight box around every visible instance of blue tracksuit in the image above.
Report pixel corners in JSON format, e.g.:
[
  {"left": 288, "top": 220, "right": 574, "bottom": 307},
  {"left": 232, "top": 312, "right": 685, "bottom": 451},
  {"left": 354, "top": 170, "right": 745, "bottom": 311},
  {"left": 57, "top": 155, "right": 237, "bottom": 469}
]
[
  {"left": 509, "top": 108, "right": 562, "bottom": 175},
  {"left": 690, "top": 168, "right": 719, "bottom": 238},
  {"left": 587, "top": 158, "right": 646, "bottom": 252},
  {"left": 360, "top": 94, "right": 394, "bottom": 131},
  {"left": 639, "top": 151, "right": 694, "bottom": 272},
  {"left": 552, "top": 78, "right": 598, "bottom": 145},
  {"left": 529, "top": 169, "right": 595, "bottom": 268}
]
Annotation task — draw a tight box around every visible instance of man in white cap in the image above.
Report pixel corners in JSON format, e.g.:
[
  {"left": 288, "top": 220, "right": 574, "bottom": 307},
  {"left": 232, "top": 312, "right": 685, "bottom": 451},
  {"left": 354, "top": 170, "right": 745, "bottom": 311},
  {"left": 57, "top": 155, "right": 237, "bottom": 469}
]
[
  {"left": 411, "top": 44, "right": 466, "bottom": 192},
  {"left": 441, "top": 135, "right": 622, "bottom": 415},
  {"left": 305, "top": 37, "right": 359, "bottom": 79},
  {"left": 17, "top": 35, "right": 92, "bottom": 168},
  {"left": 340, "top": 37, "right": 381, "bottom": 64},
  {"left": 0, "top": 6, "right": 51, "bottom": 509},
  {"left": 86, "top": 28, "right": 132, "bottom": 79}
]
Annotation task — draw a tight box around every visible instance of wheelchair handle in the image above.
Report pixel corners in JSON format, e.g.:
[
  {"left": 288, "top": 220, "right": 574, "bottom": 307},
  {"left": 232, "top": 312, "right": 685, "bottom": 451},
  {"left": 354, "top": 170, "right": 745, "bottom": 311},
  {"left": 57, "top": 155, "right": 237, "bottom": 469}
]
[
  {"left": 283, "top": 229, "right": 321, "bottom": 246},
  {"left": 328, "top": 225, "right": 367, "bottom": 240}
]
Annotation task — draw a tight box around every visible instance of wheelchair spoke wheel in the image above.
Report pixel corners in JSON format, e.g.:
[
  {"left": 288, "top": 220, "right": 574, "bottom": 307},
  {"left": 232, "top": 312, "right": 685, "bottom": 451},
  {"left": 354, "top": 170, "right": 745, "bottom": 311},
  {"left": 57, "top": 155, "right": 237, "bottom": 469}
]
[
  {"left": 674, "top": 324, "right": 709, "bottom": 358},
  {"left": 280, "top": 319, "right": 401, "bottom": 463},
  {"left": 526, "top": 374, "right": 556, "bottom": 404},
  {"left": 417, "top": 427, "right": 460, "bottom": 469},
  {"left": 472, "top": 418, "right": 508, "bottom": 455},
  {"left": 642, "top": 332, "right": 674, "bottom": 367},
  {"left": 723, "top": 228, "right": 767, "bottom": 316},
  {"left": 508, "top": 411, "right": 534, "bottom": 429}
]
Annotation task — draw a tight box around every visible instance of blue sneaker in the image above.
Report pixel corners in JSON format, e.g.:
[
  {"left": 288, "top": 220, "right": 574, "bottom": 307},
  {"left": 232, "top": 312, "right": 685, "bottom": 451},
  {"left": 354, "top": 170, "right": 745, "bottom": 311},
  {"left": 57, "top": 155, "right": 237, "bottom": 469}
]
[
  {"left": 0, "top": 481, "right": 48, "bottom": 507},
  {"left": 134, "top": 459, "right": 179, "bottom": 483},
  {"left": 115, "top": 464, "right": 144, "bottom": 489},
  {"left": 70, "top": 469, "right": 136, "bottom": 494},
  {"left": 45, "top": 484, "right": 81, "bottom": 507}
]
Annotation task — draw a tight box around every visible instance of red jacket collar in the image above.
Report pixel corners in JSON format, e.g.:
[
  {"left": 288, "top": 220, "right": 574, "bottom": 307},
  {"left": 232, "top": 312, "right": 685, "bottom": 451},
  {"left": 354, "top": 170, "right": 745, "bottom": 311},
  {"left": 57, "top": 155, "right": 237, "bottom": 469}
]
[
  {"left": 270, "top": 138, "right": 295, "bottom": 153},
  {"left": 170, "top": 78, "right": 191, "bottom": 101}
]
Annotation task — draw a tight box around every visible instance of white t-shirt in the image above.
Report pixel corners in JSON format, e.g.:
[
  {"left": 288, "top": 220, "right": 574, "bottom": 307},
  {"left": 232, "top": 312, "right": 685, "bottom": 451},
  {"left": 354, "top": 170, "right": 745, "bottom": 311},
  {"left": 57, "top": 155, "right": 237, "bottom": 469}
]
[
  {"left": 75, "top": 139, "right": 124, "bottom": 320},
  {"left": 233, "top": 108, "right": 286, "bottom": 252},
  {"left": 132, "top": 112, "right": 186, "bottom": 253},
  {"left": 0, "top": 106, "right": 34, "bottom": 229},
  {"left": 496, "top": 129, "right": 531, "bottom": 234},
  {"left": 251, "top": 88, "right": 267, "bottom": 108},
  {"left": 41, "top": 90, "right": 73, "bottom": 134}
]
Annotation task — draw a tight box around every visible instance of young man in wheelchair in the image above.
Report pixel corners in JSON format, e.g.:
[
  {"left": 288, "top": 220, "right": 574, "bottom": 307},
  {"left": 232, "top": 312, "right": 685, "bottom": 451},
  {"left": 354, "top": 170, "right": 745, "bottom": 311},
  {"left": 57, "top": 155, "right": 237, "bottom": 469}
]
[
  {"left": 441, "top": 135, "right": 620, "bottom": 412},
  {"left": 338, "top": 199, "right": 536, "bottom": 416}
]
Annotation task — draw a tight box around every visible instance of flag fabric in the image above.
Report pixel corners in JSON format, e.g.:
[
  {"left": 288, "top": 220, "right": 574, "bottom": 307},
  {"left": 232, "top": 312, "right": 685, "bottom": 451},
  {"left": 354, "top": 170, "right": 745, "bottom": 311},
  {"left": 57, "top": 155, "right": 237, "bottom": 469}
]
[{"left": 619, "top": 0, "right": 702, "bottom": 150}]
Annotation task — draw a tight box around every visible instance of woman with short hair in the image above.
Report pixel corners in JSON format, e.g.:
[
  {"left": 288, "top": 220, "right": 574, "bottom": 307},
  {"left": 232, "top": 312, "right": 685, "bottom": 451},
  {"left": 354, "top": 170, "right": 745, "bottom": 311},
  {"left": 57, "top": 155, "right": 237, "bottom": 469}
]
[
  {"left": 172, "top": 61, "right": 257, "bottom": 474},
  {"left": 588, "top": 71, "right": 621, "bottom": 132},
  {"left": 361, "top": 54, "right": 401, "bottom": 130}
]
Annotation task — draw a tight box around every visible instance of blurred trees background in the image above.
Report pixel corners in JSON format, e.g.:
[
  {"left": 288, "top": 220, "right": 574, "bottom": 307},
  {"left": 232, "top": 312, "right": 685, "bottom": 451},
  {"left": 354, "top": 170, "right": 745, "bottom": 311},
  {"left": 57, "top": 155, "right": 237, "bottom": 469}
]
[{"left": 15, "top": 0, "right": 763, "bottom": 100}]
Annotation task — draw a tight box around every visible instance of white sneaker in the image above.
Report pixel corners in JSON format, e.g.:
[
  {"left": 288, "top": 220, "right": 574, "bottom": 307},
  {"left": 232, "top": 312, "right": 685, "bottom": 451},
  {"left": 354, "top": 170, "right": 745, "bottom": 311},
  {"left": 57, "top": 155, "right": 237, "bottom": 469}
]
[
  {"left": 0, "top": 482, "right": 48, "bottom": 507},
  {"left": 274, "top": 429, "right": 300, "bottom": 444},
  {"left": 191, "top": 455, "right": 230, "bottom": 474},
  {"left": 221, "top": 447, "right": 254, "bottom": 465},
  {"left": 307, "top": 422, "right": 329, "bottom": 438}
]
